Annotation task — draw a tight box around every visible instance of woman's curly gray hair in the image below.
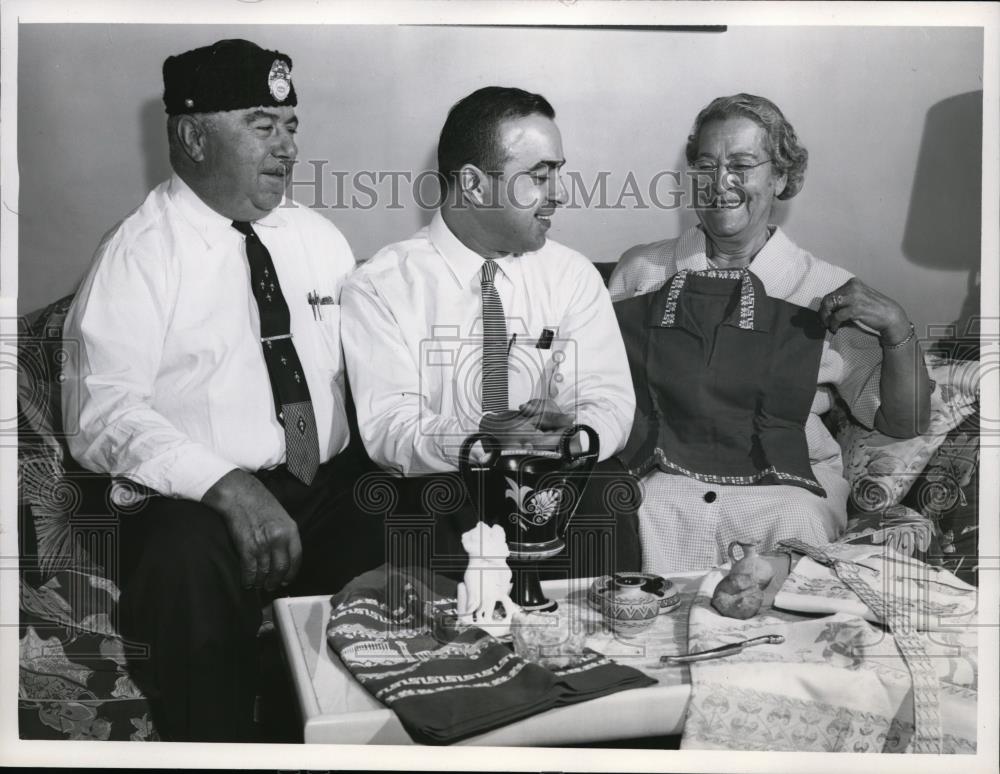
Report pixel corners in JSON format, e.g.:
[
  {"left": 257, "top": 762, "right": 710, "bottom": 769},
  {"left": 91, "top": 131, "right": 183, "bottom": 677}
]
[{"left": 685, "top": 93, "right": 808, "bottom": 200}]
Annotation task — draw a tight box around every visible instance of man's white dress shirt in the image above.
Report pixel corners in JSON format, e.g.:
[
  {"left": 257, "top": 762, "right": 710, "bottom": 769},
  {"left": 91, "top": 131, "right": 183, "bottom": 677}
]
[
  {"left": 341, "top": 212, "right": 634, "bottom": 477},
  {"left": 63, "top": 174, "right": 356, "bottom": 501}
]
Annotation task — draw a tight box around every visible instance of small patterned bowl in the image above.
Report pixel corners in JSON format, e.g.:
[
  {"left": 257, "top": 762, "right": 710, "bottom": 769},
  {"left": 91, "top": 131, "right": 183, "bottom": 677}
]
[
  {"left": 590, "top": 574, "right": 662, "bottom": 638},
  {"left": 589, "top": 572, "right": 680, "bottom": 616}
]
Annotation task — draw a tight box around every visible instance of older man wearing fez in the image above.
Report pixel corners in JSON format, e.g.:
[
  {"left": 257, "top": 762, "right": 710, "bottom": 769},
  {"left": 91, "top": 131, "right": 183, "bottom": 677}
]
[
  {"left": 341, "top": 86, "right": 639, "bottom": 569},
  {"left": 62, "top": 39, "right": 377, "bottom": 741}
]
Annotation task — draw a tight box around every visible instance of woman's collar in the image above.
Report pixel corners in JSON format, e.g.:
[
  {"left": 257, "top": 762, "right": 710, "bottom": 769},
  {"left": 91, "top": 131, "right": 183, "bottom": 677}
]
[{"left": 676, "top": 224, "right": 791, "bottom": 283}]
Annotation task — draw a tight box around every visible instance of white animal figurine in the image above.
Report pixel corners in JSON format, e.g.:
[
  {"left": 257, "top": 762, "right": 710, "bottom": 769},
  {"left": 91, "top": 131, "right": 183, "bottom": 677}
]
[{"left": 456, "top": 522, "right": 518, "bottom": 635}]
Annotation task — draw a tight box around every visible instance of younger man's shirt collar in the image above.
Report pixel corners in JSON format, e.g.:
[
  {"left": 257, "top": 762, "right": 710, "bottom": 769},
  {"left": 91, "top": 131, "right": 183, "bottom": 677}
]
[{"left": 429, "top": 211, "right": 516, "bottom": 287}]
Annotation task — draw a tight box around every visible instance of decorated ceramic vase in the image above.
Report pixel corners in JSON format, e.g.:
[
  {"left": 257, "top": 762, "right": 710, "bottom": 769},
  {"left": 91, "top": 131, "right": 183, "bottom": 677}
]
[
  {"left": 459, "top": 424, "right": 599, "bottom": 561},
  {"left": 459, "top": 424, "right": 599, "bottom": 611}
]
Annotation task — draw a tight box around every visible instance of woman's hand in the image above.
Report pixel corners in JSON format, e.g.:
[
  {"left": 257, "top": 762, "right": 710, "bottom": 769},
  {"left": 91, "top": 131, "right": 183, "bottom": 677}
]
[{"left": 819, "top": 278, "right": 912, "bottom": 345}]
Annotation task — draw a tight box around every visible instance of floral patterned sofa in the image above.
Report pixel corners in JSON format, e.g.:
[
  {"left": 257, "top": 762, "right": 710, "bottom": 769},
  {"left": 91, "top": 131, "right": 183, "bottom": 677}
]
[
  {"left": 18, "top": 295, "right": 158, "bottom": 740},
  {"left": 826, "top": 348, "right": 981, "bottom": 583},
  {"left": 17, "top": 286, "right": 982, "bottom": 741}
]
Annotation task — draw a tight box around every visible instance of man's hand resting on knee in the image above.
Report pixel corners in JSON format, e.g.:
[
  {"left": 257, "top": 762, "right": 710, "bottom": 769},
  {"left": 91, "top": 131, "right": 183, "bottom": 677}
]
[{"left": 202, "top": 469, "right": 302, "bottom": 592}]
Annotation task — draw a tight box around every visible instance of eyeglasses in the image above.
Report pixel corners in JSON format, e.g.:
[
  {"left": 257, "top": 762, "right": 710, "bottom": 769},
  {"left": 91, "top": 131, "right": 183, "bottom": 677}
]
[{"left": 688, "top": 158, "right": 774, "bottom": 176}]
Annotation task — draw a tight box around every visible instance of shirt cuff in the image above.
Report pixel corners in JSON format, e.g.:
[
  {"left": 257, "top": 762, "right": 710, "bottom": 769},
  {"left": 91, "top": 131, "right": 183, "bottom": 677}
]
[{"left": 161, "top": 449, "right": 240, "bottom": 502}]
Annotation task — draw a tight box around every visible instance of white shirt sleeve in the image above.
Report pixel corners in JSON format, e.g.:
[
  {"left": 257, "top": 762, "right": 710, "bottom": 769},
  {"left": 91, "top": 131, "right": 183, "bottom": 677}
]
[
  {"left": 550, "top": 262, "right": 635, "bottom": 459},
  {"left": 607, "top": 251, "right": 637, "bottom": 302},
  {"left": 607, "top": 240, "right": 674, "bottom": 302},
  {"left": 827, "top": 325, "right": 884, "bottom": 429},
  {"left": 62, "top": 233, "right": 237, "bottom": 501},
  {"left": 341, "top": 275, "right": 470, "bottom": 476}
]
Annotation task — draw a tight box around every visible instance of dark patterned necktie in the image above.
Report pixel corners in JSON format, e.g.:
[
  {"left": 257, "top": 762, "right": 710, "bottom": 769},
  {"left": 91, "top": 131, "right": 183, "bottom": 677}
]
[
  {"left": 480, "top": 259, "right": 508, "bottom": 413},
  {"left": 233, "top": 221, "right": 320, "bottom": 485}
]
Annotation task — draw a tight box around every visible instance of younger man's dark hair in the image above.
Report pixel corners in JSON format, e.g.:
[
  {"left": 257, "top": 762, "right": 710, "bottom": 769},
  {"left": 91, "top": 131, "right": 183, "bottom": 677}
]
[{"left": 437, "top": 86, "right": 555, "bottom": 186}]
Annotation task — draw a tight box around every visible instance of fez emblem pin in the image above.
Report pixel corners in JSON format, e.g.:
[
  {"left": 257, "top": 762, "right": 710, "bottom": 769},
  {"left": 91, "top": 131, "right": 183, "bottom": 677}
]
[{"left": 268, "top": 59, "right": 292, "bottom": 102}]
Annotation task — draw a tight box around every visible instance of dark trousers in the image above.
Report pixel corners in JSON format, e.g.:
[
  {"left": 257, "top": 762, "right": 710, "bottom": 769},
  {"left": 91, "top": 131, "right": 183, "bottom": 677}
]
[
  {"left": 392, "top": 457, "right": 643, "bottom": 581},
  {"left": 116, "top": 451, "right": 384, "bottom": 742}
]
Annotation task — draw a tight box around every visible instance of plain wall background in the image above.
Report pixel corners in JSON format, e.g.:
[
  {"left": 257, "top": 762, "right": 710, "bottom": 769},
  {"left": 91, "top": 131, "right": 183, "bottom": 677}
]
[{"left": 17, "top": 24, "right": 983, "bottom": 336}]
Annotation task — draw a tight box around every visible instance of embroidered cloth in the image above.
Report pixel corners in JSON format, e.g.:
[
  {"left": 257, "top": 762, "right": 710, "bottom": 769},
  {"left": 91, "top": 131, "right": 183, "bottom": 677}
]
[
  {"left": 325, "top": 565, "right": 655, "bottom": 744},
  {"left": 680, "top": 544, "right": 978, "bottom": 753}
]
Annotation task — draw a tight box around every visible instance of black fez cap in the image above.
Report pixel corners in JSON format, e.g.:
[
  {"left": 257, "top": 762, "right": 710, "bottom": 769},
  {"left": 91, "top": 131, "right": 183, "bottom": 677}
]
[{"left": 162, "top": 38, "right": 298, "bottom": 115}]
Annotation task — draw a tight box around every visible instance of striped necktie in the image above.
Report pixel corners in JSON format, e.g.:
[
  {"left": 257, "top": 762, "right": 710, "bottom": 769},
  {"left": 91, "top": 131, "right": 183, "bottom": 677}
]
[
  {"left": 480, "top": 259, "right": 509, "bottom": 413},
  {"left": 233, "top": 220, "right": 320, "bottom": 485}
]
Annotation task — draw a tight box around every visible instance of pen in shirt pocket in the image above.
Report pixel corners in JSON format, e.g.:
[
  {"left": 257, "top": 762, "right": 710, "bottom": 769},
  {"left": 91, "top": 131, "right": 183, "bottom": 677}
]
[{"left": 308, "top": 290, "right": 336, "bottom": 321}]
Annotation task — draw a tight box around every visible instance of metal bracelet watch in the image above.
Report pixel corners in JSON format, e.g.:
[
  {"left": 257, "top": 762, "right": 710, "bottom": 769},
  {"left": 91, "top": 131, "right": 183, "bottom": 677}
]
[{"left": 881, "top": 321, "right": 916, "bottom": 350}]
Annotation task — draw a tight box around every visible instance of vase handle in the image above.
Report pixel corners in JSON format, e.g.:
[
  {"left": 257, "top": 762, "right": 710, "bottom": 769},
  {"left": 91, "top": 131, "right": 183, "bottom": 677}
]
[
  {"left": 728, "top": 540, "right": 748, "bottom": 563},
  {"left": 459, "top": 432, "right": 501, "bottom": 475},
  {"left": 558, "top": 424, "right": 600, "bottom": 467}
]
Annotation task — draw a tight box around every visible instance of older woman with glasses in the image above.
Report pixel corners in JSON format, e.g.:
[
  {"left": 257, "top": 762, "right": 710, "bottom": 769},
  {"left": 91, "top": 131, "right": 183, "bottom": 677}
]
[{"left": 609, "top": 93, "right": 931, "bottom": 575}]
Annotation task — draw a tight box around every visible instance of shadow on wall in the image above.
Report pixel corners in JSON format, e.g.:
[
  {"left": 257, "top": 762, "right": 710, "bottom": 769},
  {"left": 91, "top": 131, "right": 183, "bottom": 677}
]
[
  {"left": 141, "top": 97, "right": 172, "bottom": 191},
  {"left": 902, "top": 90, "right": 982, "bottom": 336}
]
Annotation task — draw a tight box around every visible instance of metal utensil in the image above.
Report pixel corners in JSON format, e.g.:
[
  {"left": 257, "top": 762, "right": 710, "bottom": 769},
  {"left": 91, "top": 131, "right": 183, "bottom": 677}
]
[{"left": 660, "top": 634, "right": 785, "bottom": 664}]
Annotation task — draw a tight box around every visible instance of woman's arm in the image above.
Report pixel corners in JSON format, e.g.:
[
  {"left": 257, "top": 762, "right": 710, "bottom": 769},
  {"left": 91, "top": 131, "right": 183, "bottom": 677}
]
[{"left": 819, "top": 278, "right": 931, "bottom": 437}]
